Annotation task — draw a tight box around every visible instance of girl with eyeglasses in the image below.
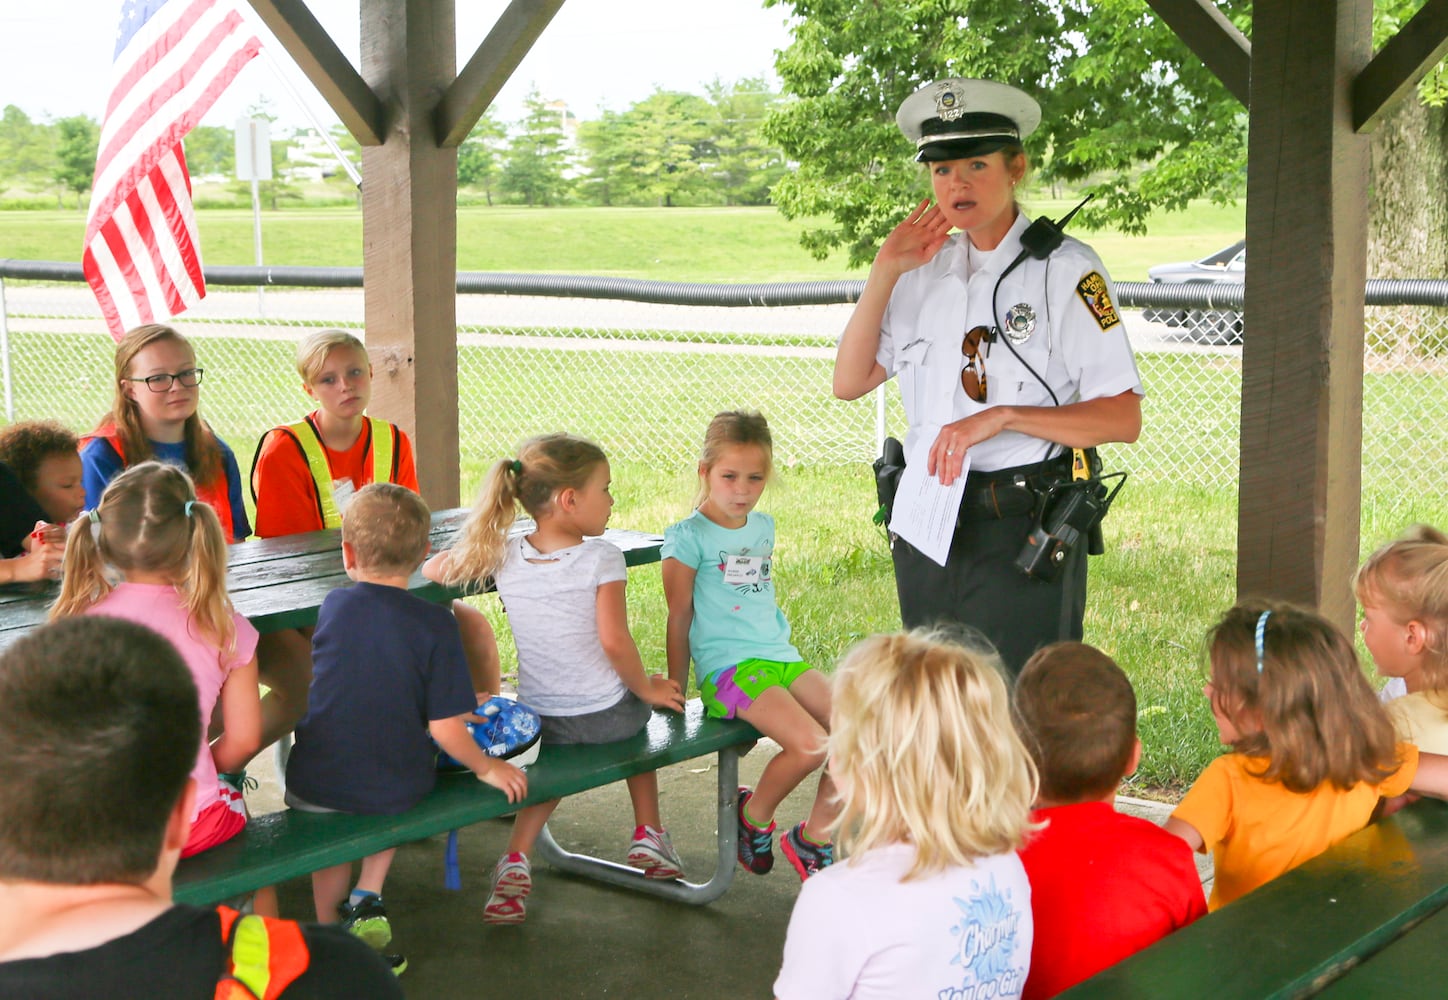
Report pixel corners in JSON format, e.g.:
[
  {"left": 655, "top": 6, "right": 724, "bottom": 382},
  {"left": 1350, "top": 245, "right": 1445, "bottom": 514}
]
[
  {"left": 832, "top": 77, "right": 1144, "bottom": 675},
  {"left": 80, "top": 323, "right": 250, "bottom": 542}
]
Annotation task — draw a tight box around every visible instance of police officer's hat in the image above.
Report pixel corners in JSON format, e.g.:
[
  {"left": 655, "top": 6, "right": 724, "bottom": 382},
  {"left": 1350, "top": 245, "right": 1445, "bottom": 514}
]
[{"left": 896, "top": 78, "right": 1041, "bottom": 163}]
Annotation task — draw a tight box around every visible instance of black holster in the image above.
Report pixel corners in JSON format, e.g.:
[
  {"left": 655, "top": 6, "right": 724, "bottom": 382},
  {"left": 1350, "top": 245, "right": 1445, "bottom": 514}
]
[{"left": 872, "top": 436, "right": 906, "bottom": 525}]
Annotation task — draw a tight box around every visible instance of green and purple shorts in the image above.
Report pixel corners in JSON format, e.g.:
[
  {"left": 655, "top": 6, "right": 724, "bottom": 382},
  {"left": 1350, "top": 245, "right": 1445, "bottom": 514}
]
[{"left": 700, "top": 658, "right": 814, "bottom": 719}]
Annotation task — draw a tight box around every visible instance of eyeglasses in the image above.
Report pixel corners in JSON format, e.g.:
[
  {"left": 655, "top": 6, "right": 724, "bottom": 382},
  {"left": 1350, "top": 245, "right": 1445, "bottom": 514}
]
[
  {"left": 961, "top": 326, "right": 989, "bottom": 402},
  {"left": 125, "top": 368, "right": 204, "bottom": 392}
]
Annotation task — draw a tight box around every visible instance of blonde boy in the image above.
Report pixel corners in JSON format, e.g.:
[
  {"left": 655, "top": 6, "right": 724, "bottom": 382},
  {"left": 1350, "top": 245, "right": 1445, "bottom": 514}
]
[{"left": 284, "top": 484, "right": 526, "bottom": 971}]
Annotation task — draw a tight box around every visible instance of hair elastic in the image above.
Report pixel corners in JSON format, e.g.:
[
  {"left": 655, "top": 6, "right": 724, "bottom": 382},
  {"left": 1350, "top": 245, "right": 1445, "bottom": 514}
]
[
  {"left": 1255, "top": 610, "right": 1272, "bottom": 674},
  {"left": 509, "top": 459, "right": 523, "bottom": 475},
  {"left": 183, "top": 500, "right": 196, "bottom": 518},
  {"left": 87, "top": 508, "right": 101, "bottom": 525}
]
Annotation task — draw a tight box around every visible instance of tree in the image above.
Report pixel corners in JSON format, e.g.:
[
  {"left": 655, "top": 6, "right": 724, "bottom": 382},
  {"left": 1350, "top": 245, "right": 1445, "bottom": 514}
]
[
  {"left": 620, "top": 90, "right": 717, "bottom": 208},
  {"left": 705, "top": 77, "right": 788, "bottom": 206},
  {"left": 763, "top": 0, "right": 1446, "bottom": 275},
  {"left": 458, "top": 108, "right": 506, "bottom": 205},
  {"left": 0, "top": 105, "right": 54, "bottom": 193},
  {"left": 761, "top": 0, "right": 1247, "bottom": 266},
  {"left": 183, "top": 124, "right": 237, "bottom": 179},
  {"left": 52, "top": 115, "right": 99, "bottom": 208},
  {"left": 500, "top": 88, "right": 572, "bottom": 207}
]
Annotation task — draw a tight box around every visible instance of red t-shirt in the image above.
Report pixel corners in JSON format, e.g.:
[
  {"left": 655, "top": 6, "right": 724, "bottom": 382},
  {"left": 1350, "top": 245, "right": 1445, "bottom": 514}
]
[
  {"left": 1018, "top": 801, "right": 1207, "bottom": 998},
  {"left": 251, "top": 413, "right": 418, "bottom": 538}
]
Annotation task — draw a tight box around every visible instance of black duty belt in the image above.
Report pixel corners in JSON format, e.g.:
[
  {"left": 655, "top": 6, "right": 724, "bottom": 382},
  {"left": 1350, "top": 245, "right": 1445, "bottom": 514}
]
[{"left": 958, "top": 455, "right": 1074, "bottom": 523}]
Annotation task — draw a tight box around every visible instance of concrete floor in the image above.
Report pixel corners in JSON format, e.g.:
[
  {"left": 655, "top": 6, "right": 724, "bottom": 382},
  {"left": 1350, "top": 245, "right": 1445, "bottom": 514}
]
[{"left": 245, "top": 741, "right": 1208, "bottom": 999}]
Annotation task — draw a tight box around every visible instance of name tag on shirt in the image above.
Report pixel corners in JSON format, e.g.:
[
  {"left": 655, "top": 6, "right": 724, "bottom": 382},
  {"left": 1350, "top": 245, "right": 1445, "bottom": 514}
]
[
  {"left": 723, "top": 555, "right": 764, "bottom": 586},
  {"left": 332, "top": 478, "right": 357, "bottom": 510}
]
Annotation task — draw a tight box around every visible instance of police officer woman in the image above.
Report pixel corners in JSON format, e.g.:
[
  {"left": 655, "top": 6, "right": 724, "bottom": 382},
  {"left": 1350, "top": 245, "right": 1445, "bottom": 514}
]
[{"left": 833, "top": 78, "right": 1144, "bottom": 675}]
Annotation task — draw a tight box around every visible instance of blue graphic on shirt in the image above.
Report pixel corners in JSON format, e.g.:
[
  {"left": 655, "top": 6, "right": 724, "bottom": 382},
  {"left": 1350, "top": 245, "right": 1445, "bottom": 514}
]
[{"left": 941, "top": 876, "right": 1024, "bottom": 999}]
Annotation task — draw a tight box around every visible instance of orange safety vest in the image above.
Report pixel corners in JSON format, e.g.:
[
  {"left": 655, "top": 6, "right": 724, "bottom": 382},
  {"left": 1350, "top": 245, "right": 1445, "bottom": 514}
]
[
  {"left": 81, "top": 424, "right": 237, "bottom": 542},
  {"left": 214, "top": 905, "right": 311, "bottom": 1000},
  {"left": 251, "top": 415, "right": 401, "bottom": 530}
]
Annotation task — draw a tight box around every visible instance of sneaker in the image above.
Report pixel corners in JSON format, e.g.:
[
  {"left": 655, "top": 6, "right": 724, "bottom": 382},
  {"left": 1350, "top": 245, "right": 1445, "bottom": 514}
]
[
  {"left": 337, "top": 893, "right": 392, "bottom": 950},
  {"left": 483, "top": 852, "right": 532, "bottom": 925},
  {"left": 782, "top": 822, "right": 835, "bottom": 881},
  {"left": 627, "top": 825, "right": 684, "bottom": 880},
  {"left": 383, "top": 953, "right": 407, "bottom": 976},
  {"left": 736, "top": 787, "right": 776, "bottom": 874}
]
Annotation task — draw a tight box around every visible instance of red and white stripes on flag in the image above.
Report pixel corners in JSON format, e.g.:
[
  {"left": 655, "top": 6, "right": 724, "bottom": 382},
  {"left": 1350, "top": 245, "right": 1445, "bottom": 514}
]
[{"left": 84, "top": 0, "right": 260, "bottom": 340}]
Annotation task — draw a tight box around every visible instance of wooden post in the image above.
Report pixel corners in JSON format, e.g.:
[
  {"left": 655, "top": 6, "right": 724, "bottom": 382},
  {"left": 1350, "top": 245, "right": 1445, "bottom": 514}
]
[
  {"left": 361, "top": 0, "right": 460, "bottom": 509},
  {"left": 1238, "top": 1, "right": 1372, "bottom": 630}
]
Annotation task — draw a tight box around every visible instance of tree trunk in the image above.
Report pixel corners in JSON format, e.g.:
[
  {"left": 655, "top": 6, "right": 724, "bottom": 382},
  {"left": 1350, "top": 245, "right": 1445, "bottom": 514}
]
[
  {"left": 1366, "top": 93, "right": 1447, "bottom": 356},
  {"left": 1368, "top": 94, "right": 1448, "bottom": 277}
]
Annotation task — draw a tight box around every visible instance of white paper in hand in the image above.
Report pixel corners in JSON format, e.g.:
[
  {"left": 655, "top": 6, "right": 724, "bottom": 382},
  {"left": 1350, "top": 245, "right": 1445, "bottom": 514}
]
[{"left": 888, "top": 431, "right": 968, "bottom": 567}]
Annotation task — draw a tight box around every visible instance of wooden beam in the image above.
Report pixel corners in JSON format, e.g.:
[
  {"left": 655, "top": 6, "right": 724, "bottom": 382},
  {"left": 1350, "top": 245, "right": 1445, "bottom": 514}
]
[
  {"left": 1144, "top": 0, "right": 1252, "bottom": 106},
  {"left": 245, "top": 0, "right": 386, "bottom": 145},
  {"left": 1237, "top": 1, "right": 1373, "bottom": 633},
  {"left": 435, "top": 0, "right": 567, "bottom": 147},
  {"left": 1353, "top": 0, "right": 1448, "bottom": 132},
  {"left": 362, "top": 0, "right": 460, "bottom": 508}
]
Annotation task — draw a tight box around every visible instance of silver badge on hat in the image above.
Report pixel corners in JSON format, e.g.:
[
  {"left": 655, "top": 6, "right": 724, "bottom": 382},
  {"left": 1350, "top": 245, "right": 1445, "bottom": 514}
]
[
  {"left": 1004, "top": 303, "right": 1037, "bottom": 344},
  {"left": 933, "top": 85, "right": 966, "bottom": 122}
]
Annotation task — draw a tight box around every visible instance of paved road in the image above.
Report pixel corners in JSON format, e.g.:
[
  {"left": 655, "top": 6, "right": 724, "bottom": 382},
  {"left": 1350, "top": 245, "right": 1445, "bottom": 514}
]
[{"left": 4, "top": 285, "right": 1240, "bottom": 357}]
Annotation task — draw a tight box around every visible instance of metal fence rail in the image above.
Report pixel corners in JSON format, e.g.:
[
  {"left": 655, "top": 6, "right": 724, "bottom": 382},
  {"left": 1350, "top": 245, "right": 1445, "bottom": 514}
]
[{"left": 2, "top": 261, "right": 1445, "bottom": 496}]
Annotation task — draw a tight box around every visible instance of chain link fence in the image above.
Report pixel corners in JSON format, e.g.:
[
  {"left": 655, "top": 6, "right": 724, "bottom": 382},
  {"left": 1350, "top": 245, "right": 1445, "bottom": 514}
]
[{"left": 1, "top": 264, "right": 1445, "bottom": 497}]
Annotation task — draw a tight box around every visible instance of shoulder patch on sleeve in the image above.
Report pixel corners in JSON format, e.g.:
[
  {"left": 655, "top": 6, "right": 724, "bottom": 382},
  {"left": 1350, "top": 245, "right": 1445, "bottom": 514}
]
[{"left": 1075, "top": 271, "right": 1121, "bottom": 330}]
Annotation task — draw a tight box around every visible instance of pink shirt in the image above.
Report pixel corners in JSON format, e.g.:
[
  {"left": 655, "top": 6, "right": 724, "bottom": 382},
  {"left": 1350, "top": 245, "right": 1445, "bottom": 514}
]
[{"left": 85, "top": 582, "right": 258, "bottom": 819}]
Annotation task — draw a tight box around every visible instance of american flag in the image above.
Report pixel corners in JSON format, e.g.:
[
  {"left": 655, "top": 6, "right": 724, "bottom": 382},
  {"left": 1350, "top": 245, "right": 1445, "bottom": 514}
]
[{"left": 84, "top": 0, "right": 260, "bottom": 339}]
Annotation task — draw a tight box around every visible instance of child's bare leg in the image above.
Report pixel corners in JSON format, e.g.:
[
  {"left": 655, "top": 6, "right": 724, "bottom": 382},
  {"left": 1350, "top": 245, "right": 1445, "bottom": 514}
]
[
  {"left": 256, "top": 627, "right": 314, "bottom": 748},
  {"left": 355, "top": 848, "right": 396, "bottom": 896},
  {"left": 736, "top": 686, "right": 829, "bottom": 826},
  {"left": 311, "top": 862, "right": 354, "bottom": 922},
  {"left": 626, "top": 771, "right": 662, "bottom": 829},
  {"left": 786, "top": 670, "right": 840, "bottom": 841},
  {"left": 506, "top": 799, "right": 562, "bottom": 856},
  {"left": 251, "top": 885, "right": 279, "bottom": 917},
  {"left": 453, "top": 600, "right": 501, "bottom": 697}
]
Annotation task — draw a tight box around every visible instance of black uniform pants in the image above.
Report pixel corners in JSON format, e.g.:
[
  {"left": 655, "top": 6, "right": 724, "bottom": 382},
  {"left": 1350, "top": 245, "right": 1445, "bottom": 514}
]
[{"left": 890, "top": 509, "right": 1087, "bottom": 679}]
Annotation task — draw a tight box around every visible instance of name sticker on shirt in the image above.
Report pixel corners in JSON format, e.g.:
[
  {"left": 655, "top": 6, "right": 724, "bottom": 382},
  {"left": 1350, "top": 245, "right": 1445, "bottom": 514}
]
[
  {"left": 332, "top": 478, "right": 357, "bottom": 510},
  {"left": 723, "top": 555, "right": 765, "bottom": 586},
  {"left": 1075, "top": 271, "right": 1121, "bottom": 330}
]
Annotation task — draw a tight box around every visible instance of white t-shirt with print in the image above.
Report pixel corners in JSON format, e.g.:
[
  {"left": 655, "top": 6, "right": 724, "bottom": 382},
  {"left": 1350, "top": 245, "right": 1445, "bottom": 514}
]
[
  {"left": 494, "top": 535, "right": 628, "bottom": 716},
  {"left": 774, "top": 842, "right": 1033, "bottom": 1000}
]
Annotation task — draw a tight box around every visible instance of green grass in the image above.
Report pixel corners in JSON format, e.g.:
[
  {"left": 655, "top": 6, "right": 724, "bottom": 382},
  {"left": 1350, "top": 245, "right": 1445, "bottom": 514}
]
[
  {"left": 5, "top": 323, "right": 1443, "bottom": 792},
  {"left": 0, "top": 199, "right": 1245, "bottom": 282}
]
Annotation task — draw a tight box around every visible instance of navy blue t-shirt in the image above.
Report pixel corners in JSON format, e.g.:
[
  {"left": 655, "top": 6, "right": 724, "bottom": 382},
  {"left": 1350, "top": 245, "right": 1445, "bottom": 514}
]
[
  {"left": 286, "top": 583, "right": 477, "bottom": 814},
  {"left": 1, "top": 462, "right": 47, "bottom": 558}
]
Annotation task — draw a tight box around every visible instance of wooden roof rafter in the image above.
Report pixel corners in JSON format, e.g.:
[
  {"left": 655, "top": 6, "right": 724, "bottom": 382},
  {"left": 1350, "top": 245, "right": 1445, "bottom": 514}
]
[
  {"left": 436, "top": 0, "right": 568, "bottom": 147},
  {"left": 1144, "top": 0, "right": 1252, "bottom": 106},
  {"left": 1353, "top": 0, "right": 1448, "bottom": 132},
  {"left": 245, "top": 0, "right": 387, "bottom": 144}
]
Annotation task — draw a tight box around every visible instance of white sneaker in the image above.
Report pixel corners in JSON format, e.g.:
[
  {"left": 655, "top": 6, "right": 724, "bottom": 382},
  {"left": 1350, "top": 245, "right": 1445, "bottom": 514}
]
[{"left": 627, "top": 825, "right": 684, "bottom": 880}]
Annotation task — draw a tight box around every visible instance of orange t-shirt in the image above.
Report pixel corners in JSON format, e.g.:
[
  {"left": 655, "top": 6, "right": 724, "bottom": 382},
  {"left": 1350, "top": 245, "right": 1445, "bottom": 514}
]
[
  {"left": 1171, "top": 743, "right": 1419, "bottom": 909},
  {"left": 251, "top": 413, "right": 418, "bottom": 538}
]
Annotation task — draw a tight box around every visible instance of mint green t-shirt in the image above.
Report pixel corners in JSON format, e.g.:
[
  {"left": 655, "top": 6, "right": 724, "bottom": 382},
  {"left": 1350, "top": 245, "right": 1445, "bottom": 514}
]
[{"left": 662, "top": 509, "right": 800, "bottom": 683}]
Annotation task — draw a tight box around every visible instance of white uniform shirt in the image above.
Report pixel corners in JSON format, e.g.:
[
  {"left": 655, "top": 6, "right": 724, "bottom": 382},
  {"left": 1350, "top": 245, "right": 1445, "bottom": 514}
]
[{"left": 876, "top": 211, "right": 1144, "bottom": 470}]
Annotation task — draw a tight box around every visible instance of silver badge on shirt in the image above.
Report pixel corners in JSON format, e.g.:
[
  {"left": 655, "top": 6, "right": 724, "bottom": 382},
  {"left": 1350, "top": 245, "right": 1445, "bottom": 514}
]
[{"left": 1003, "top": 303, "right": 1037, "bottom": 345}]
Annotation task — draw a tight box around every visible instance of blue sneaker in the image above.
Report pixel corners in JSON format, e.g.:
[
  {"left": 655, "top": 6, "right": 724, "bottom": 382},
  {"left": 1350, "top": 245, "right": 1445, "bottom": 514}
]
[
  {"left": 736, "top": 787, "right": 775, "bottom": 874},
  {"left": 782, "top": 822, "right": 835, "bottom": 881}
]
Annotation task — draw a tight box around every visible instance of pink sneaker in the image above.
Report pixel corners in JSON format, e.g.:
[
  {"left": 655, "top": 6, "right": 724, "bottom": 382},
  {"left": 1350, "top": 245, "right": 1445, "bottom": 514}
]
[
  {"left": 483, "top": 852, "right": 532, "bottom": 925},
  {"left": 627, "top": 825, "right": 684, "bottom": 880}
]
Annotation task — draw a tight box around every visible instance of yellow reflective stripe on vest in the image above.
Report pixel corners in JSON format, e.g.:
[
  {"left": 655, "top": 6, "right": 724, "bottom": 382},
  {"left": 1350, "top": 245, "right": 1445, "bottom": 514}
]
[
  {"left": 228, "top": 914, "right": 274, "bottom": 999},
  {"left": 289, "top": 417, "right": 394, "bottom": 529}
]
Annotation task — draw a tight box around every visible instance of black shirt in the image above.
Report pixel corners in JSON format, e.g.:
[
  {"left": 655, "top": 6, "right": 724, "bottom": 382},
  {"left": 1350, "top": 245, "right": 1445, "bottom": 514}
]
[
  {"left": 1, "top": 462, "right": 47, "bottom": 559},
  {"left": 0, "top": 903, "right": 404, "bottom": 999}
]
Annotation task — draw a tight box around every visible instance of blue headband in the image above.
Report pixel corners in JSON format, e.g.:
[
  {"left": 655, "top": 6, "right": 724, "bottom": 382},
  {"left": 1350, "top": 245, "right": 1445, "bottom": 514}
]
[{"left": 1255, "top": 610, "right": 1272, "bottom": 674}]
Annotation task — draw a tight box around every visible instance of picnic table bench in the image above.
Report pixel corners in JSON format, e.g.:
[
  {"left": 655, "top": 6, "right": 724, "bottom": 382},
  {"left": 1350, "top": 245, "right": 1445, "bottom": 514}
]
[
  {"left": 1, "top": 510, "right": 760, "bottom": 908},
  {"left": 1064, "top": 797, "right": 1448, "bottom": 998}
]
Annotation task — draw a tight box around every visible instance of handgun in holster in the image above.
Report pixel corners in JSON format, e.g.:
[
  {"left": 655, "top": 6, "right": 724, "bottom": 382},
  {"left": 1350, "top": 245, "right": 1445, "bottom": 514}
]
[{"left": 872, "top": 436, "right": 906, "bottom": 527}]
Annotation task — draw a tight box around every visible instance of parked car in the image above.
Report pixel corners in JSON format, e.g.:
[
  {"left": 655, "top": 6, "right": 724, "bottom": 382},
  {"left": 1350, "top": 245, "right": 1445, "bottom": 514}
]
[{"left": 1146, "top": 239, "right": 1245, "bottom": 343}]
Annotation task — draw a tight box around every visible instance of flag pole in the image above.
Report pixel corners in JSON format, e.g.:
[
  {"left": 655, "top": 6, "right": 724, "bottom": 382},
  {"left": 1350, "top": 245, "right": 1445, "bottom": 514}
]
[{"left": 258, "top": 47, "right": 362, "bottom": 187}]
